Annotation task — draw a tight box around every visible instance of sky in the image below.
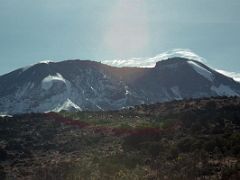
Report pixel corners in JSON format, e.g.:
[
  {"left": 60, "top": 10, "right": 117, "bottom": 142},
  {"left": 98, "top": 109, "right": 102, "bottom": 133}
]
[{"left": 0, "top": 0, "right": 240, "bottom": 76}]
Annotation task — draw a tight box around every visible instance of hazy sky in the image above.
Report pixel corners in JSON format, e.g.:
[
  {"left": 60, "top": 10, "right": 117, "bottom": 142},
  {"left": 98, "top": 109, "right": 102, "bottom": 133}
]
[{"left": 0, "top": 0, "right": 240, "bottom": 75}]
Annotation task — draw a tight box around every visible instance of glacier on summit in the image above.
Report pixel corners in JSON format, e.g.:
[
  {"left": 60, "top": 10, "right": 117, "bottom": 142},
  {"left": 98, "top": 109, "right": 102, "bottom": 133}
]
[
  {"left": 0, "top": 49, "right": 240, "bottom": 114},
  {"left": 101, "top": 49, "right": 205, "bottom": 68}
]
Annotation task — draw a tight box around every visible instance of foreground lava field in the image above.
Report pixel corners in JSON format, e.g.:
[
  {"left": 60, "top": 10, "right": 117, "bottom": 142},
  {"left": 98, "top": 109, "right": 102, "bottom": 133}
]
[{"left": 0, "top": 97, "right": 240, "bottom": 179}]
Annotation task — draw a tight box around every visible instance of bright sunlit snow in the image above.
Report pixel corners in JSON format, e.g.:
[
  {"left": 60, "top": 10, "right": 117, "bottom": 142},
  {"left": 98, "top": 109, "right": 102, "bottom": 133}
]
[
  {"left": 216, "top": 70, "right": 240, "bottom": 82},
  {"left": 52, "top": 98, "right": 82, "bottom": 112},
  {"left": 38, "top": 60, "right": 54, "bottom": 64},
  {"left": 41, "top": 73, "right": 68, "bottom": 90},
  {"left": 101, "top": 49, "right": 205, "bottom": 68},
  {"left": 187, "top": 61, "right": 214, "bottom": 81}
]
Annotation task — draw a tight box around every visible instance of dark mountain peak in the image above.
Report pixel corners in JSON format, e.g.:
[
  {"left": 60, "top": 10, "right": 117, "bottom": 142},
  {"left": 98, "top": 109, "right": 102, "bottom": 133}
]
[
  {"left": 59, "top": 59, "right": 99, "bottom": 65},
  {"left": 155, "top": 57, "right": 190, "bottom": 67},
  {"left": 155, "top": 56, "right": 206, "bottom": 65},
  {"left": 0, "top": 57, "right": 240, "bottom": 114}
]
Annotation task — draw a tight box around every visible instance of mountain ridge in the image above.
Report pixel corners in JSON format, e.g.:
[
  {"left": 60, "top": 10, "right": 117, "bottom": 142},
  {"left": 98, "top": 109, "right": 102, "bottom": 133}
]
[{"left": 0, "top": 56, "right": 240, "bottom": 114}]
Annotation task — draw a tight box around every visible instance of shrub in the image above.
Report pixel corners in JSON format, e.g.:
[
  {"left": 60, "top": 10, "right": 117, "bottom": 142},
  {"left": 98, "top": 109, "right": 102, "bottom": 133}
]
[{"left": 177, "top": 137, "right": 194, "bottom": 153}]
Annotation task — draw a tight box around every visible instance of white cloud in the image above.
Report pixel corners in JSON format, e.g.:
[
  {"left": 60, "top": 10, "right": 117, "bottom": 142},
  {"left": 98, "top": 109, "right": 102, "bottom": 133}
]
[
  {"left": 216, "top": 70, "right": 240, "bottom": 82},
  {"left": 101, "top": 48, "right": 240, "bottom": 83},
  {"left": 101, "top": 49, "right": 205, "bottom": 68}
]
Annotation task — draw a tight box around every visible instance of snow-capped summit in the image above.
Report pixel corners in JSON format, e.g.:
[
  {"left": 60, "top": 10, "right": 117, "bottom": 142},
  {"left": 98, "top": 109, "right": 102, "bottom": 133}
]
[
  {"left": 38, "top": 60, "right": 54, "bottom": 64},
  {"left": 0, "top": 54, "right": 239, "bottom": 114},
  {"left": 101, "top": 49, "right": 205, "bottom": 68},
  {"left": 20, "top": 60, "right": 55, "bottom": 73}
]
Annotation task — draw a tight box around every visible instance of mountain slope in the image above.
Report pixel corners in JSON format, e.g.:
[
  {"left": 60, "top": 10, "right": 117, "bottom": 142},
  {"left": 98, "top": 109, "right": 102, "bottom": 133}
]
[{"left": 0, "top": 57, "right": 240, "bottom": 114}]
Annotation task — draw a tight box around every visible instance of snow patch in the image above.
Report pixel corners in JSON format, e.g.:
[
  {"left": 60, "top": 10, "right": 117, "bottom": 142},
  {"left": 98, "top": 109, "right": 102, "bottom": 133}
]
[
  {"left": 41, "top": 73, "right": 69, "bottom": 90},
  {"left": 125, "top": 86, "right": 130, "bottom": 95},
  {"left": 38, "top": 60, "right": 54, "bottom": 64},
  {"left": 211, "top": 84, "right": 239, "bottom": 96},
  {"left": 162, "top": 88, "right": 171, "bottom": 101},
  {"left": 96, "top": 105, "right": 104, "bottom": 111},
  {"left": 170, "top": 86, "right": 183, "bottom": 100},
  {"left": 187, "top": 61, "right": 214, "bottom": 81},
  {"left": 15, "top": 82, "right": 34, "bottom": 98},
  {"left": 52, "top": 99, "right": 82, "bottom": 112},
  {"left": 0, "top": 114, "right": 13, "bottom": 118},
  {"left": 29, "top": 82, "right": 35, "bottom": 89}
]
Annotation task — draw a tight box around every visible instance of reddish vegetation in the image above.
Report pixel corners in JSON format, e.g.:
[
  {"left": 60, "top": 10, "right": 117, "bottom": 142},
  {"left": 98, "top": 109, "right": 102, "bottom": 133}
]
[
  {"left": 46, "top": 112, "right": 164, "bottom": 137},
  {"left": 47, "top": 112, "right": 89, "bottom": 128}
]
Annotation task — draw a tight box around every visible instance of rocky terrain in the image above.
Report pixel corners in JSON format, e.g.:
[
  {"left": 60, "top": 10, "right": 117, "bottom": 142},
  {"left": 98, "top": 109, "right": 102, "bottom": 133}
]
[{"left": 0, "top": 96, "right": 239, "bottom": 179}]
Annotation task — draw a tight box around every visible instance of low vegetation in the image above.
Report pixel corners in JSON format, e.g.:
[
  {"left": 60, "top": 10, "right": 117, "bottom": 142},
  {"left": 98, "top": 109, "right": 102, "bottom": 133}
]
[{"left": 0, "top": 96, "right": 239, "bottom": 179}]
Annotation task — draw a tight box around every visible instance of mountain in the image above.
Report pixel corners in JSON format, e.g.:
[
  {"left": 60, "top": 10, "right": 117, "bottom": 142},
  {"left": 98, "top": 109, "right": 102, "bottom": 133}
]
[
  {"left": 101, "top": 49, "right": 206, "bottom": 68},
  {"left": 0, "top": 56, "right": 240, "bottom": 114}
]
